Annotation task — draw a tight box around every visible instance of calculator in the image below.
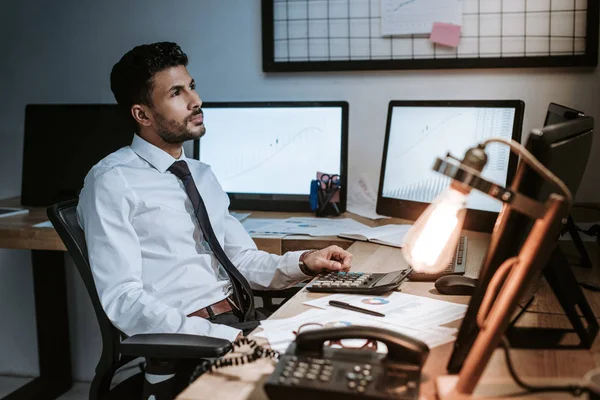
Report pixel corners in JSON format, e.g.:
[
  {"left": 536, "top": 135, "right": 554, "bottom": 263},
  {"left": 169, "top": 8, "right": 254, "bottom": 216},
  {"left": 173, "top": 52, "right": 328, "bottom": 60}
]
[{"left": 306, "top": 269, "right": 412, "bottom": 295}]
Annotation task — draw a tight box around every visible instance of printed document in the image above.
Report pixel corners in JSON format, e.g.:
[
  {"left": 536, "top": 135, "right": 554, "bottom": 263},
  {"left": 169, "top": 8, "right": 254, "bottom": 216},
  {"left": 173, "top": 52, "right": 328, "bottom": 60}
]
[
  {"left": 304, "top": 292, "right": 467, "bottom": 330},
  {"left": 246, "top": 217, "right": 370, "bottom": 237},
  {"left": 257, "top": 308, "right": 458, "bottom": 352}
]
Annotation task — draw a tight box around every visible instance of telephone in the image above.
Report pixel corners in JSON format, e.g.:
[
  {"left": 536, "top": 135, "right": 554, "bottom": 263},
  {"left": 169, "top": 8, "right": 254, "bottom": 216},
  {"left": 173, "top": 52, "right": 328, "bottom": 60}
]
[{"left": 264, "top": 326, "right": 429, "bottom": 400}]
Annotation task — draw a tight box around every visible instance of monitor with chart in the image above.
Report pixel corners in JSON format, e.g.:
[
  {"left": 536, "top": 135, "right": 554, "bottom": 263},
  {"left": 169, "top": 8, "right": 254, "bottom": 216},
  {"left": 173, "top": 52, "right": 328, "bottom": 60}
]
[
  {"left": 376, "top": 100, "right": 524, "bottom": 232},
  {"left": 195, "top": 101, "right": 349, "bottom": 212}
]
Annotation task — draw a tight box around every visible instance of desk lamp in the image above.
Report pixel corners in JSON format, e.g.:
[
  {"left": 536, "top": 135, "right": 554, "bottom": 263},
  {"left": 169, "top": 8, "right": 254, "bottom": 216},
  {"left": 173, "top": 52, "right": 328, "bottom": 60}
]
[{"left": 401, "top": 138, "right": 572, "bottom": 399}]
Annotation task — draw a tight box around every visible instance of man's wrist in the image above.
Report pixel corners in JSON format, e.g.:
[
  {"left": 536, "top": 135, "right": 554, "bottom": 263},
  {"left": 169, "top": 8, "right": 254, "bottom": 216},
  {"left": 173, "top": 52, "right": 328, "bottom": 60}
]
[{"left": 299, "top": 249, "right": 319, "bottom": 276}]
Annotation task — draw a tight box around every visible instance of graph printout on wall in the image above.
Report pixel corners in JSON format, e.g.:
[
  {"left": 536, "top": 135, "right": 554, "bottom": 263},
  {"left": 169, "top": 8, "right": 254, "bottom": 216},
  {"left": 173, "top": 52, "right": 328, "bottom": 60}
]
[{"left": 262, "top": 0, "right": 599, "bottom": 71}]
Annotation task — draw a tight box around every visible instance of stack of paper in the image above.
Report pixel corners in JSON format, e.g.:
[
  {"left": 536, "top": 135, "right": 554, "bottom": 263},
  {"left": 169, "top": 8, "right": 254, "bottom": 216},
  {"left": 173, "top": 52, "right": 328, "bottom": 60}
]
[
  {"left": 338, "top": 224, "right": 412, "bottom": 248},
  {"left": 256, "top": 292, "right": 467, "bottom": 353},
  {"left": 243, "top": 217, "right": 370, "bottom": 237}
]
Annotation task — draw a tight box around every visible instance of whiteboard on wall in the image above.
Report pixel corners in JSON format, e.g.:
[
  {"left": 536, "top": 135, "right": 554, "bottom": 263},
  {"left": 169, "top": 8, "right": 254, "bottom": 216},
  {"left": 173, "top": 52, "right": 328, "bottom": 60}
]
[{"left": 261, "top": 0, "right": 599, "bottom": 71}]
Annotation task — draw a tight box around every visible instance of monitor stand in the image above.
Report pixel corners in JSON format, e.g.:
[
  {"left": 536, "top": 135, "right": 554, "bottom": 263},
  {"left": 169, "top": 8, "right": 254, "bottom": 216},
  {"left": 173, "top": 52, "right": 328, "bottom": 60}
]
[
  {"left": 562, "top": 214, "right": 592, "bottom": 268},
  {"left": 505, "top": 245, "right": 599, "bottom": 349}
]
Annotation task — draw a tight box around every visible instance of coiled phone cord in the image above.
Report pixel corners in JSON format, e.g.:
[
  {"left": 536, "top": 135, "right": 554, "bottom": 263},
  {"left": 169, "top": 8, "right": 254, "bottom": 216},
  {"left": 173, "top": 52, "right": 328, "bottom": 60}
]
[{"left": 189, "top": 337, "right": 281, "bottom": 383}]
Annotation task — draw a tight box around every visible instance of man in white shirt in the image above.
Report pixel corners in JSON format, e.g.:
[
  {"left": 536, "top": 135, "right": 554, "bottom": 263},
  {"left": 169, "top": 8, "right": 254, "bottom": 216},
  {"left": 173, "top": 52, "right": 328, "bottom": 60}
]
[{"left": 77, "top": 42, "right": 353, "bottom": 343}]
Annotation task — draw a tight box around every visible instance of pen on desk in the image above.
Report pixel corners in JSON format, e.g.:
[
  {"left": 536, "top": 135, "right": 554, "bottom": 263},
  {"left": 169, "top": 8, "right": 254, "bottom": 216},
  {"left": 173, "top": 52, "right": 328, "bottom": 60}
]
[{"left": 329, "top": 300, "right": 386, "bottom": 317}]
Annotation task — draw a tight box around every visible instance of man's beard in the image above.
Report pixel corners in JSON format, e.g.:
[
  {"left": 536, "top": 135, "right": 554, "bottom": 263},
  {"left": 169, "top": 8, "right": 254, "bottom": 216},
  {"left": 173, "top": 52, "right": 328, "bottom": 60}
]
[{"left": 154, "top": 110, "right": 206, "bottom": 145}]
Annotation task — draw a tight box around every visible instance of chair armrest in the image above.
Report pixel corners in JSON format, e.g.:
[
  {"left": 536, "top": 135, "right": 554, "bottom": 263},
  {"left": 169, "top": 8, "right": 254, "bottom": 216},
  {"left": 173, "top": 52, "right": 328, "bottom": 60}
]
[
  {"left": 254, "top": 282, "right": 306, "bottom": 300},
  {"left": 120, "top": 333, "right": 232, "bottom": 359}
]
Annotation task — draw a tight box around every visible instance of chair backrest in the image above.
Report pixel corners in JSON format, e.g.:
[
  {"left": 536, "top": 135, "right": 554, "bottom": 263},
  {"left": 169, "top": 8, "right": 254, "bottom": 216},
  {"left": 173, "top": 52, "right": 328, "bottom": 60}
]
[{"left": 47, "top": 200, "right": 123, "bottom": 378}]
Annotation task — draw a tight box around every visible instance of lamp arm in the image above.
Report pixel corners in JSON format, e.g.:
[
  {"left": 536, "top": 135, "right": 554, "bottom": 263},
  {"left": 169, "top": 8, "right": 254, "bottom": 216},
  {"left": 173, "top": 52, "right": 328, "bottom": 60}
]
[
  {"left": 481, "top": 138, "right": 573, "bottom": 208},
  {"left": 476, "top": 257, "right": 519, "bottom": 329},
  {"left": 433, "top": 157, "right": 549, "bottom": 219}
]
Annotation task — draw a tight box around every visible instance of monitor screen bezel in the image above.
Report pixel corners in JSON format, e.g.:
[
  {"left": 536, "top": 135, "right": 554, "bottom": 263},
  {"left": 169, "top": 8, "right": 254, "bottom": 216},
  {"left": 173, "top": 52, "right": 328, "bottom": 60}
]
[
  {"left": 376, "top": 99, "right": 525, "bottom": 232},
  {"left": 544, "top": 102, "right": 585, "bottom": 126},
  {"left": 192, "top": 101, "right": 349, "bottom": 212}
]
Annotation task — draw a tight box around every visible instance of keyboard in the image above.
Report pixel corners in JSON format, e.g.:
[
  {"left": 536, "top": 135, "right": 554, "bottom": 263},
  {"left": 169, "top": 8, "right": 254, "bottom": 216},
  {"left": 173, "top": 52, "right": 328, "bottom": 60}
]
[
  {"left": 306, "top": 269, "right": 412, "bottom": 295},
  {"left": 408, "top": 236, "right": 467, "bottom": 282}
]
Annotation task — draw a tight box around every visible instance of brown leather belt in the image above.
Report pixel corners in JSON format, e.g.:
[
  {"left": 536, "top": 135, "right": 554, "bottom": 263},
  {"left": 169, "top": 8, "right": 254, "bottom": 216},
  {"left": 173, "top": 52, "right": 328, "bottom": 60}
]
[{"left": 187, "top": 297, "right": 234, "bottom": 319}]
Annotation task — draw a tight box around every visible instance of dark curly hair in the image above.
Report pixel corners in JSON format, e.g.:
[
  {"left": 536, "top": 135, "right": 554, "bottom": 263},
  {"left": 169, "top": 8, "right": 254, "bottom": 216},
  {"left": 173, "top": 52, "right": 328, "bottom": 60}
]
[{"left": 110, "top": 42, "right": 189, "bottom": 131}]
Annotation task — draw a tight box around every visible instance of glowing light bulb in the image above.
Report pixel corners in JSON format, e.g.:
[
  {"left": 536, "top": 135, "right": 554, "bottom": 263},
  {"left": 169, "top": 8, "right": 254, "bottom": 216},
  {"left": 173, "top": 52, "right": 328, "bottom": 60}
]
[{"left": 402, "top": 187, "right": 467, "bottom": 273}]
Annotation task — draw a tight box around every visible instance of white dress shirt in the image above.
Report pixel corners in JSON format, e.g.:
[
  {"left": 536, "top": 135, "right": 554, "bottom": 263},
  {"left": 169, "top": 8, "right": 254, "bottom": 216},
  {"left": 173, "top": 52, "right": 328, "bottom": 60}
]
[{"left": 77, "top": 134, "right": 309, "bottom": 341}]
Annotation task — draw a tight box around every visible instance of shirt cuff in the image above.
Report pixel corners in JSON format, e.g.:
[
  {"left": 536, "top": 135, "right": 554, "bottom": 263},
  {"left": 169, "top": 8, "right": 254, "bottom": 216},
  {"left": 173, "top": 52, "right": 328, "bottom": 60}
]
[{"left": 285, "top": 250, "right": 314, "bottom": 280}]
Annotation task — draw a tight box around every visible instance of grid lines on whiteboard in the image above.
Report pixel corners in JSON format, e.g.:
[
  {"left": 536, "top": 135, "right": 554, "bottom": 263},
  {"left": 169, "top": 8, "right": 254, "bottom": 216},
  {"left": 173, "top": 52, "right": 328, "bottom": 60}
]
[{"left": 272, "top": 0, "right": 589, "bottom": 62}]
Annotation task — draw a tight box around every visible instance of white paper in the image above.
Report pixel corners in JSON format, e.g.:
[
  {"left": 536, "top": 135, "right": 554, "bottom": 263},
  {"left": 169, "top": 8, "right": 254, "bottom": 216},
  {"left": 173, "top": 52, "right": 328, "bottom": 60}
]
[
  {"left": 0, "top": 208, "right": 29, "bottom": 219},
  {"left": 257, "top": 307, "right": 458, "bottom": 351},
  {"left": 230, "top": 212, "right": 251, "bottom": 222},
  {"left": 33, "top": 220, "right": 54, "bottom": 228},
  {"left": 381, "top": 0, "right": 463, "bottom": 35},
  {"left": 339, "top": 224, "right": 412, "bottom": 247},
  {"left": 241, "top": 218, "right": 287, "bottom": 237},
  {"left": 347, "top": 203, "right": 391, "bottom": 220},
  {"left": 304, "top": 292, "right": 467, "bottom": 330},
  {"left": 249, "top": 217, "right": 370, "bottom": 237},
  {"left": 346, "top": 174, "right": 390, "bottom": 220}
]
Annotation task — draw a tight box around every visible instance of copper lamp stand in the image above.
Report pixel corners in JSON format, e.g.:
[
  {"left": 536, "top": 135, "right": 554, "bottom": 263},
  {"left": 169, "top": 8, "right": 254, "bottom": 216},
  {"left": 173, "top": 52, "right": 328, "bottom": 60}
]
[{"left": 435, "top": 195, "right": 567, "bottom": 399}]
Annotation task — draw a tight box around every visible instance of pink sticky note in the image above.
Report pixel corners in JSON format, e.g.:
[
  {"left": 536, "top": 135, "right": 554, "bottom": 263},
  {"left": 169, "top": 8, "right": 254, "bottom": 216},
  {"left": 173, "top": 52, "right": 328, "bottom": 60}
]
[{"left": 430, "top": 22, "right": 461, "bottom": 48}]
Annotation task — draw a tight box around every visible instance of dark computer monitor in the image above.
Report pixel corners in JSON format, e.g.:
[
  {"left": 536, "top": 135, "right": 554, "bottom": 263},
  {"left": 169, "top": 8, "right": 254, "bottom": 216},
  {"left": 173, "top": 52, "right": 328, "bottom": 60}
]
[
  {"left": 543, "top": 103, "right": 592, "bottom": 268},
  {"left": 193, "top": 101, "right": 349, "bottom": 212},
  {"left": 21, "top": 104, "right": 134, "bottom": 206},
  {"left": 376, "top": 100, "right": 524, "bottom": 232},
  {"left": 544, "top": 102, "right": 585, "bottom": 126},
  {"left": 447, "top": 116, "right": 595, "bottom": 373}
]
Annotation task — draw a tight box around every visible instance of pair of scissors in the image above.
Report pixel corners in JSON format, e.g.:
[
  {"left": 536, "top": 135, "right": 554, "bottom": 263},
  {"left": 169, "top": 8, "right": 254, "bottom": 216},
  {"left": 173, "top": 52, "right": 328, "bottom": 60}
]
[
  {"left": 317, "top": 174, "right": 341, "bottom": 216},
  {"left": 319, "top": 173, "right": 340, "bottom": 190}
]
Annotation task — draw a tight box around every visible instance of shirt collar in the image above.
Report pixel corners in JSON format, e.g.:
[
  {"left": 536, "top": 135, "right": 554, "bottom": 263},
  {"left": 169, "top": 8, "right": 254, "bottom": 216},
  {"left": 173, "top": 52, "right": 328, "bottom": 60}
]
[{"left": 130, "top": 134, "right": 187, "bottom": 173}]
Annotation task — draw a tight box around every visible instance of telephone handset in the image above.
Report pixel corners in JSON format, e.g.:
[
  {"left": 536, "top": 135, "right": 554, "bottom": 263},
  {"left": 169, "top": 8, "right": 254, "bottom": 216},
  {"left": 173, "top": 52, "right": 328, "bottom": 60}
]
[{"left": 264, "top": 326, "right": 429, "bottom": 400}]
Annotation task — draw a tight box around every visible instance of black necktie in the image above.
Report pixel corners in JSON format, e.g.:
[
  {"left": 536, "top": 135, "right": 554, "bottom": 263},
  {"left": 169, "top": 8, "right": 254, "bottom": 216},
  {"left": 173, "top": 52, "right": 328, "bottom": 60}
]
[{"left": 168, "top": 160, "right": 255, "bottom": 322}]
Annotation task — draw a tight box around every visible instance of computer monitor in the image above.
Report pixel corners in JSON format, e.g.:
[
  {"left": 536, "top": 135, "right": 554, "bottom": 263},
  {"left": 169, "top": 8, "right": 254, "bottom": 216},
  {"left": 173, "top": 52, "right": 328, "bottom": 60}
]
[
  {"left": 447, "top": 116, "right": 595, "bottom": 373},
  {"left": 194, "top": 101, "right": 349, "bottom": 212},
  {"left": 544, "top": 102, "right": 585, "bottom": 126},
  {"left": 21, "top": 104, "right": 134, "bottom": 206},
  {"left": 543, "top": 103, "right": 592, "bottom": 268},
  {"left": 376, "top": 100, "right": 524, "bottom": 232}
]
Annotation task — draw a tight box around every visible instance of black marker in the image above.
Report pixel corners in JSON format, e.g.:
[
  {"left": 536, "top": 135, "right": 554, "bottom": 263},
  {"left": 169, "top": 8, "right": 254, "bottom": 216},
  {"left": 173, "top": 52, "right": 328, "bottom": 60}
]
[{"left": 329, "top": 300, "right": 386, "bottom": 317}]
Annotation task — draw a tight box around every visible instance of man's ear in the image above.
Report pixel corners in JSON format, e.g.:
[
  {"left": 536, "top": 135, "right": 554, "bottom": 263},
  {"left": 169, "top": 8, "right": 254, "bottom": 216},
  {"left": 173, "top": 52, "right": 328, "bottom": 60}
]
[{"left": 131, "top": 105, "right": 152, "bottom": 127}]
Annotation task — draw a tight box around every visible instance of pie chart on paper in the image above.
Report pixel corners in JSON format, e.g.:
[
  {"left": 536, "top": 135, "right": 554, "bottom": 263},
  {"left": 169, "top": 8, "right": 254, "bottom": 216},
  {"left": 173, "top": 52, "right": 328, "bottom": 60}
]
[
  {"left": 361, "top": 297, "right": 390, "bottom": 305},
  {"left": 324, "top": 321, "right": 353, "bottom": 328}
]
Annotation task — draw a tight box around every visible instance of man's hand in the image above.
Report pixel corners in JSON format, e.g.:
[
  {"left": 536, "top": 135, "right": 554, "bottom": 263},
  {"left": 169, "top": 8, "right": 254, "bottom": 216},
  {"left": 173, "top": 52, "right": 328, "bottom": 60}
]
[{"left": 303, "top": 245, "right": 353, "bottom": 274}]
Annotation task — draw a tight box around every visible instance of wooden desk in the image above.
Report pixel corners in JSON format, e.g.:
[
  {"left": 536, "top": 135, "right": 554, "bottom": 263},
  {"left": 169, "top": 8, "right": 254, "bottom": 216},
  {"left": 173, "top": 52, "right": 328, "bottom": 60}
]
[
  {"left": 0, "top": 198, "right": 355, "bottom": 254},
  {"left": 178, "top": 234, "right": 600, "bottom": 400},
  {"left": 0, "top": 197, "right": 353, "bottom": 399},
  {"left": 0, "top": 197, "right": 72, "bottom": 400}
]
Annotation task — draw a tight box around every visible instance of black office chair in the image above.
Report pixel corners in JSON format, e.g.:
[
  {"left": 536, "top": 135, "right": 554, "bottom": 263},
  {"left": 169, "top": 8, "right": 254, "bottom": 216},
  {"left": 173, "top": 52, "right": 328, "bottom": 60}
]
[
  {"left": 47, "top": 199, "right": 232, "bottom": 400},
  {"left": 254, "top": 285, "right": 305, "bottom": 312}
]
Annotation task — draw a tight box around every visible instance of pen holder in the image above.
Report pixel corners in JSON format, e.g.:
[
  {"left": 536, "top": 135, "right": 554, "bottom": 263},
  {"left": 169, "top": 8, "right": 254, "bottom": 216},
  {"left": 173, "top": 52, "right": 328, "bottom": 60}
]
[{"left": 310, "top": 179, "right": 341, "bottom": 217}]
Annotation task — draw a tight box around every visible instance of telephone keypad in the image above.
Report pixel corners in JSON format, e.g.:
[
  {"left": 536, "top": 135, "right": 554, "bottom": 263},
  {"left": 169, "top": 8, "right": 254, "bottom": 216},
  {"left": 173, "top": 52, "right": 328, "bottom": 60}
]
[{"left": 268, "top": 354, "right": 419, "bottom": 399}]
